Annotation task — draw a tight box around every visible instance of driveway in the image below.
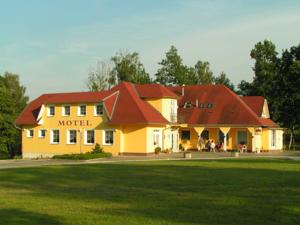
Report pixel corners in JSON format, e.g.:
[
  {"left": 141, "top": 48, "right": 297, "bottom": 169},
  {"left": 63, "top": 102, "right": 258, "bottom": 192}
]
[{"left": 0, "top": 151, "right": 299, "bottom": 170}]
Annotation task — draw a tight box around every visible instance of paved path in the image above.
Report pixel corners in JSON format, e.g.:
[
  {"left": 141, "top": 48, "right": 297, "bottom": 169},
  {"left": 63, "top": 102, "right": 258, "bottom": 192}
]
[{"left": 0, "top": 151, "right": 299, "bottom": 170}]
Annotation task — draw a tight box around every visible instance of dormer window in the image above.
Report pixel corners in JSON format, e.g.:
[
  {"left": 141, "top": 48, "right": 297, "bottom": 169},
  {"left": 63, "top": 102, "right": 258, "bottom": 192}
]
[{"left": 183, "top": 102, "right": 193, "bottom": 108}]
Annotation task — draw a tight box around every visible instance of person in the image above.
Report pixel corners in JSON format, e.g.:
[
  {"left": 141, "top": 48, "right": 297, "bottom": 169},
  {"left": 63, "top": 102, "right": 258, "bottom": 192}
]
[
  {"left": 210, "top": 140, "right": 216, "bottom": 152},
  {"left": 198, "top": 136, "right": 204, "bottom": 151},
  {"left": 205, "top": 140, "right": 211, "bottom": 152}
]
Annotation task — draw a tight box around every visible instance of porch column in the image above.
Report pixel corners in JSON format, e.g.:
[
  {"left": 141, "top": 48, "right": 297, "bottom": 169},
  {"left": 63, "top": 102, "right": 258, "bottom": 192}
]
[
  {"left": 220, "top": 127, "right": 230, "bottom": 152},
  {"left": 247, "top": 128, "right": 256, "bottom": 153},
  {"left": 194, "top": 127, "right": 204, "bottom": 151}
]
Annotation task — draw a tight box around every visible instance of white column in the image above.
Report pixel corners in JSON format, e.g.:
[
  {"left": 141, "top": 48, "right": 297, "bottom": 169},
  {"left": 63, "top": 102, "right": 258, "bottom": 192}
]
[{"left": 223, "top": 134, "right": 227, "bottom": 151}]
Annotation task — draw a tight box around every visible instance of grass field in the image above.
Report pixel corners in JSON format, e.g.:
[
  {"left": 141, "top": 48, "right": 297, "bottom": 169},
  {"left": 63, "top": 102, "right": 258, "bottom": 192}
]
[{"left": 0, "top": 159, "right": 299, "bottom": 225}]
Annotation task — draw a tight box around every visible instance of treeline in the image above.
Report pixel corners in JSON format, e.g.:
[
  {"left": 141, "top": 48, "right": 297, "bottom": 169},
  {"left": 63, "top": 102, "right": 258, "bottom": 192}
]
[
  {"left": 0, "top": 73, "right": 28, "bottom": 158},
  {"left": 87, "top": 40, "right": 300, "bottom": 149}
]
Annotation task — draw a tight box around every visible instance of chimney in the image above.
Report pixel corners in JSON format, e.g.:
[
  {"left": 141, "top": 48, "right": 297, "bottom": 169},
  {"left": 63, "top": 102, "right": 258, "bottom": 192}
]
[
  {"left": 196, "top": 99, "right": 198, "bottom": 107},
  {"left": 182, "top": 84, "right": 185, "bottom": 96}
]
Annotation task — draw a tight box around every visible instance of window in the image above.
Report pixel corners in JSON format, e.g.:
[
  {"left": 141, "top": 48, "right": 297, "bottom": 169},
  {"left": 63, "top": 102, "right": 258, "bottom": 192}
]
[
  {"left": 63, "top": 105, "right": 70, "bottom": 116},
  {"left": 95, "top": 103, "right": 104, "bottom": 116},
  {"left": 51, "top": 129, "right": 60, "bottom": 144},
  {"left": 103, "top": 130, "right": 114, "bottom": 145},
  {"left": 170, "top": 100, "right": 177, "bottom": 122},
  {"left": 181, "top": 130, "right": 190, "bottom": 140},
  {"left": 38, "top": 129, "right": 46, "bottom": 138},
  {"left": 48, "top": 105, "right": 55, "bottom": 116},
  {"left": 78, "top": 105, "right": 86, "bottom": 116},
  {"left": 67, "top": 130, "right": 77, "bottom": 144},
  {"left": 85, "top": 130, "right": 95, "bottom": 144},
  {"left": 153, "top": 130, "right": 161, "bottom": 147},
  {"left": 218, "top": 130, "right": 229, "bottom": 143},
  {"left": 237, "top": 131, "right": 248, "bottom": 145},
  {"left": 201, "top": 130, "right": 209, "bottom": 140},
  {"left": 271, "top": 130, "right": 276, "bottom": 147},
  {"left": 27, "top": 129, "right": 34, "bottom": 138}
]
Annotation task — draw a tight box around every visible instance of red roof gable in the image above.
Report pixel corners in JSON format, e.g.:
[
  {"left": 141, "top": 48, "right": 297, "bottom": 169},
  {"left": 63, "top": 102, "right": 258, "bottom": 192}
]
[
  {"left": 135, "top": 83, "right": 179, "bottom": 99},
  {"left": 241, "top": 96, "right": 265, "bottom": 117},
  {"left": 108, "top": 82, "right": 168, "bottom": 125},
  {"left": 103, "top": 91, "right": 119, "bottom": 119}
]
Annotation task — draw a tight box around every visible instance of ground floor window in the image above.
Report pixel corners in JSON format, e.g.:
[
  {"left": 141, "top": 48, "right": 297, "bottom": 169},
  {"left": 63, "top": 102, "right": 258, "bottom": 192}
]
[
  {"left": 153, "top": 129, "right": 162, "bottom": 147},
  {"left": 67, "top": 130, "right": 77, "bottom": 144},
  {"left": 38, "top": 129, "right": 46, "bottom": 138},
  {"left": 271, "top": 130, "right": 276, "bottom": 147},
  {"left": 237, "top": 131, "right": 247, "bottom": 145},
  {"left": 103, "top": 130, "right": 114, "bottom": 145},
  {"left": 51, "top": 130, "right": 60, "bottom": 144},
  {"left": 85, "top": 130, "right": 95, "bottom": 144},
  {"left": 181, "top": 130, "right": 190, "bottom": 140}
]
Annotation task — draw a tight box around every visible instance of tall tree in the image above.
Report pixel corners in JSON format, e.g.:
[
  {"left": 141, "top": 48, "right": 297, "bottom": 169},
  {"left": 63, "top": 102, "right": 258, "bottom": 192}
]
[
  {"left": 237, "top": 80, "right": 254, "bottom": 96},
  {"left": 214, "top": 72, "right": 235, "bottom": 91},
  {"left": 193, "top": 60, "right": 214, "bottom": 84},
  {"left": 273, "top": 44, "right": 300, "bottom": 149},
  {"left": 111, "top": 51, "right": 151, "bottom": 84},
  {"left": 0, "top": 72, "right": 28, "bottom": 157},
  {"left": 155, "top": 46, "right": 195, "bottom": 85},
  {"left": 86, "top": 61, "right": 114, "bottom": 91}
]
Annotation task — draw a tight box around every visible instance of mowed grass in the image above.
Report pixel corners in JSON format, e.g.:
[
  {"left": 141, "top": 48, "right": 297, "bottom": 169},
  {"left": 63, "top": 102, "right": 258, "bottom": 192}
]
[{"left": 0, "top": 159, "right": 299, "bottom": 225}]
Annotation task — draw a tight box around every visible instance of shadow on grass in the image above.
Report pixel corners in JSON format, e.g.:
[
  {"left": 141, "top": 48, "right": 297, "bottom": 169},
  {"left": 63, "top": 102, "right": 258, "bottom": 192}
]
[
  {"left": 0, "top": 159, "right": 299, "bottom": 225},
  {"left": 0, "top": 208, "right": 62, "bottom": 225}
]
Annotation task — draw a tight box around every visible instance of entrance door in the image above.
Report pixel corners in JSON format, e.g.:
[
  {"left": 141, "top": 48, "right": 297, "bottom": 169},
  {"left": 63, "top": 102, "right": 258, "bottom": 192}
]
[{"left": 171, "top": 130, "right": 179, "bottom": 152}]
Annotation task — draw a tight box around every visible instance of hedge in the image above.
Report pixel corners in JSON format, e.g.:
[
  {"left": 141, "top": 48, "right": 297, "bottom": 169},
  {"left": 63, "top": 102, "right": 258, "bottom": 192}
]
[{"left": 52, "top": 152, "right": 112, "bottom": 160}]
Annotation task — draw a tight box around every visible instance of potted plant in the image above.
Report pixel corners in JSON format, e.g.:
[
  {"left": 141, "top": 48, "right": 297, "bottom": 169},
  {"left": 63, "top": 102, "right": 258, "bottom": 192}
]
[
  {"left": 154, "top": 147, "right": 161, "bottom": 155},
  {"left": 231, "top": 149, "right": 239, "bottom": 157}
]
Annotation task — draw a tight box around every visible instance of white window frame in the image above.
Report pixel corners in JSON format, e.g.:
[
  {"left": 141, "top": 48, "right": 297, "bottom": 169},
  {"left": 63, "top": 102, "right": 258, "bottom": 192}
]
[
  {"left": 27, "top": 129, "right": 34, "bottom": 138},
  {"left": 78, "top": 104, "right": 87, "bottom": 116},
  {"left": 102, "top": 129, "right": 114, "bottom": 146},
  {"left": 84, "top": 129, "right": 95, "bottom": 145},
  {"left": 38, "top": 129, "right": 46, "bottom": 138},
  {"left": 94, "top": 103, "right": 104, "bottom": 116},
  {"left": 67, "top": 129, "right": 77, "bottom": 144},
  {"left": 153, "top": 129, "right": 162, "bottom": 147},
  {"left": 50, "top": 129, "right": 60, "bottom": 144},
  {"left": 47, "top": 105, "right": 55, "bottom": 117},
  {"left": 62, "top": 105, "right": 71, "bottom": 117}
]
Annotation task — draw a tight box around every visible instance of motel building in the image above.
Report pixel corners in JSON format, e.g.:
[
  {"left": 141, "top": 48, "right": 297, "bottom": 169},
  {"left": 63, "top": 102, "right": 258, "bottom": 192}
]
[{"left": 16, "top": 82, "right": 284, "bottom": 158}]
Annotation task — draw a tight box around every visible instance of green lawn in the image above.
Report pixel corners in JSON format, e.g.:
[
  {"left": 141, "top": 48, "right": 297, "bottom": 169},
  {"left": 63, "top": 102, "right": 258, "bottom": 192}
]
[{"left": 0, "top": 159, "right": 299, "bottom": 225}]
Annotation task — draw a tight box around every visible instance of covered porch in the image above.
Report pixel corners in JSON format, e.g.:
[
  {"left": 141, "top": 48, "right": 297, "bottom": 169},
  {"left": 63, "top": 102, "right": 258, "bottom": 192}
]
[{"left": 178, "top": 126, "right": 261, "bottom": 152}]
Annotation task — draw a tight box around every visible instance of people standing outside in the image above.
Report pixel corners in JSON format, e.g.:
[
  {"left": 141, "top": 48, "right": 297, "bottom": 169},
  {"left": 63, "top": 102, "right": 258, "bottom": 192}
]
[{"left": 210, "top": 140, "right": 216, "bottom": 152}]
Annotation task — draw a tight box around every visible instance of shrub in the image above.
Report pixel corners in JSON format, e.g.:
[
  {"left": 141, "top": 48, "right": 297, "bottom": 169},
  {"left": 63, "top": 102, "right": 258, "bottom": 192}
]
[
  {"left": 52, "top": 152, "right": 112, "bottom": 160},
  {"left": 154, "top": 147, "right": 161, "bottom": 154},
  {"left": 0, "top": 144, "right": 9, "bottom": 160},
  {"left": 92, "top": 143, "right": 103, "bottom": 154}
]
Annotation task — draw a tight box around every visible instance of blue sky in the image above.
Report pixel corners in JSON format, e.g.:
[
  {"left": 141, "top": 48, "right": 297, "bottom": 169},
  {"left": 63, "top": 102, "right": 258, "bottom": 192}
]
[{"left": 0, "top": 0, "right": 300, "bottom": 99}]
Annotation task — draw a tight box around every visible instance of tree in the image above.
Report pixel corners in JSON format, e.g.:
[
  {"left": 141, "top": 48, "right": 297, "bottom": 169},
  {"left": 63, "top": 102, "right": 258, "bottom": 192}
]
[
  {"left": 214, "top": 72, "right": 235, "bottom": 91},
  {"left": 193, "top": 60, "right": 215, "bottom": 84},
  {"left": 237, "top": 80, "right": 254, "bottom": 95},
  {"left": 155, "top": 46, "right": 195, "bottom": 85},
  {"left": 111, "top": 51, "right": 151, "bottom": 84},
  {"left": 0, "top": 72, "right": 28, "bottom": 157},
  {"left": 273, "top": 44, "right": 300, "bottom": 150},
  {"left": 86, "top": 61, "right": 114, "bottom": 91}
]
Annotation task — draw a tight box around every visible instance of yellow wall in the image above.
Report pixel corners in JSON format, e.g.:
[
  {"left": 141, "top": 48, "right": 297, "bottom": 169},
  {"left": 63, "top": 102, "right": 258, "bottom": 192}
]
[
  {"left": 22, "top": 103, "right": 121, "bottom": 158},
  {"left": 261, "top": 128, "right": 269, "bottom": 151},
  {"left": 146, "top": 98, "right": 177, "bottom": 122}
]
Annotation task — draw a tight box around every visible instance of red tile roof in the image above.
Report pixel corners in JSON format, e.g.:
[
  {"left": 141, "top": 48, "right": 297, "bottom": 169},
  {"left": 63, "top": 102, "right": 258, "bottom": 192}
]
[
  {"left": 135, "top": 83, "right": 179, "bottom": 99},
  {"left": 16, "top": 82, "right": 278, "bottom": 128},
  {"left": 241, "top": 96, "right": 265, "bottom": 117},
  {"left": 167, "top": 85, "right": 278, "bottom": 127}
]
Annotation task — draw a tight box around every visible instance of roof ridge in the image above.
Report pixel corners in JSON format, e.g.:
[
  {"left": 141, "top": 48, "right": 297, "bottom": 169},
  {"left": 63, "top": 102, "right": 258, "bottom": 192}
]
[{"left": 221, "top": 85, "right": 262, "bottom": 125}]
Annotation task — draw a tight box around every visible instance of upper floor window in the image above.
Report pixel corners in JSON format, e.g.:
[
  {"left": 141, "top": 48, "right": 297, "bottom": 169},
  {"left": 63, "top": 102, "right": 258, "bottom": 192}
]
[
  {"left": 62, "top": 105, "right": 71, "bottom": 116},
  {"left": 48, "top": 105, "right": 55, "bottom": 116},
  {"left": 50, "top": 129, "right": 60, "bottom": 144},
  {"left": 78, "top": 105, "right": 86, "bottom": 116},
  {"left": 94, "top": 103, "right": 104, "bottom": 116},
  {"left": 85, "top": 130, "right": 95, "bottom": 145},
  {"left": 27, "top": 129, "right": 34, "bottom": 138},
  {"left": 38, "top": 129, "right": 46, "bottom": 138}
]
